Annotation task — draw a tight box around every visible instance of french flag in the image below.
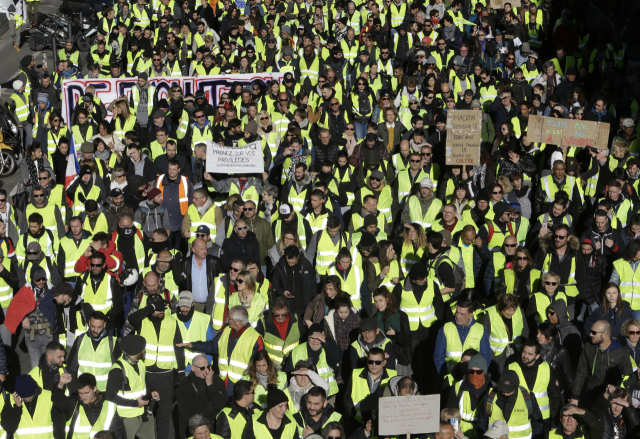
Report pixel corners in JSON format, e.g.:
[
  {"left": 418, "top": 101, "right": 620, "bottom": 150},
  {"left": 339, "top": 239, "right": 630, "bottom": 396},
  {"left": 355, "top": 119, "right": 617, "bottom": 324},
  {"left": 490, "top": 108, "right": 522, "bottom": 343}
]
[{"left": 64, "top": 134, "right": 81, "bottom": 189}]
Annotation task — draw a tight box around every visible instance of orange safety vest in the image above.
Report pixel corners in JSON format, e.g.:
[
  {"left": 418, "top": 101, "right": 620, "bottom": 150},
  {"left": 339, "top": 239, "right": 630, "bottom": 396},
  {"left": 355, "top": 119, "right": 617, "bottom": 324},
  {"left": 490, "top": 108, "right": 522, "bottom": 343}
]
[{"left": 155, "top": 174, "right": 189, "bottom": 215}]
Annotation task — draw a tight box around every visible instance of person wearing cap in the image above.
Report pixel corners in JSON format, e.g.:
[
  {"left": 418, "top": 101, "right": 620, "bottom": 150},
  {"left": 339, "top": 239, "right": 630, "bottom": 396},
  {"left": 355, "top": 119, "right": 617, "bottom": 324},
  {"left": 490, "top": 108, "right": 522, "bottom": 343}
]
[
  {"left": 613, "top": 118, "right": 640, "bottom": 155},
  {"left": 446, "top": 354, "right": 492, "bottom": 438},
  {"left": 31, "top": 93, "right": 52, "bottom": 146},
  {"left": 506, "top": 338, "right": 561, "bottom": 426},
  {"left": 401, "top": 176, "right": 442, "bottom": 229},
  {"left": 483, "top": 420, "right": 509, "bottom": 439},
  {"left": 243, "top": 389, "right": 297, "bottom": 439},
  {"left": 173, "top": 290, "right": 214, "bottom": 369},
  {"left": 350, "top": 317, "right": 396, "bottom": 370},
  {"left": 105, "top": 334, "right": 159, "bottom": 439},
  {"left": 480, "top": 369, "right": 542, "bottom": 438},
  {"left": 128, "top": 291, "right": 185, "bottom": 439},
  {"left": 133, "top": 188, "right": 171, "bottom": 239},
  {"left": 434, "top": 298, "right": 491, "bottom": 378},
  {"left": 476, "top": 201, "right": 516, "bottom": 253},
  {"left": 1, "top": 374, "right": 63, "bottom": 439},
  {"left": 52, "top": 372, "right": 122, "bottom": 439},
  {"left": 66, "top": 163, "right": 108, "bottom": 216}
]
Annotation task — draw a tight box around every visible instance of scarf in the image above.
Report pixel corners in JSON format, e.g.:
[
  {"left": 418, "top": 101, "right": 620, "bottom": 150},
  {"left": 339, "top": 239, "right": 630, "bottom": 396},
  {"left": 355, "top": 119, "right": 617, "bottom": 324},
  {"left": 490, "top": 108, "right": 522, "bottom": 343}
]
[
  {"left": 26, "top": 156, "right": 44, "bottom": 184},
  {"left": 540, "top": 339, "right": 555, "bottom": 362},
  {"left": 472, "top": 163, "right": 487, "bottom": 188},
  {"left": 443, "top": 24, "right": 456, "bottom": 40},
  {"left": 95, "top": 149, "right": 110, "bottom": 161},
  {"left": 256, "top": 371, "right": 269, "bottom": 388},
  {"left": 197, "top": 198, "right": 213, "bottom": 216},
  {"left": 468, "top": 373, "right": 486, "bottom": 389},
  {"left": 333, "top": 311, "right": 357, "bottom": 351},
  {"left": 274, "top": 314, "right": 289, "bottom": 340}
]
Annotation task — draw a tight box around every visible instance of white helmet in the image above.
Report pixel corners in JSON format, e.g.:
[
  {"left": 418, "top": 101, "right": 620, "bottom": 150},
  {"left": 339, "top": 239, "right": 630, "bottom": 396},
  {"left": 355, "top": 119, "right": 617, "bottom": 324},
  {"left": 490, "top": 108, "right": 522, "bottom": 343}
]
[{"left": 122, "top": 268, "right": 138, "bottom": 286}]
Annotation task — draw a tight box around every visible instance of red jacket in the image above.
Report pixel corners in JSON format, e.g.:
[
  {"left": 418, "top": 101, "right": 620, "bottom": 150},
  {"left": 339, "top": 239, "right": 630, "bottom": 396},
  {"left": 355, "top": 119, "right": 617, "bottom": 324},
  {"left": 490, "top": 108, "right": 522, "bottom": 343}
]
[{"left": 74, "top": 241, "right": 123, "bottom": 275}]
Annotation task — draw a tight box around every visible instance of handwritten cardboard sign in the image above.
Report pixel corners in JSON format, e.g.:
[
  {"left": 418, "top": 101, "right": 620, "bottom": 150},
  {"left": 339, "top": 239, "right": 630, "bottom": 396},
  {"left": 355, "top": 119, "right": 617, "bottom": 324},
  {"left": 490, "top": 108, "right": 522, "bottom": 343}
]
[
  {"left": 527, "top": 115, "right": 610, "bottom": 149},
  {"left": 446, "top": 110, "right": 482, "bottom": 165},
  {"left": 490, "top": 0, "right": 521, "bottom": 8},
  {"left": 205, "top": 140, "right": 264, "bottom": 174},
  {"left": 378, "top": 395, "right": 440, "bottom": 436}
]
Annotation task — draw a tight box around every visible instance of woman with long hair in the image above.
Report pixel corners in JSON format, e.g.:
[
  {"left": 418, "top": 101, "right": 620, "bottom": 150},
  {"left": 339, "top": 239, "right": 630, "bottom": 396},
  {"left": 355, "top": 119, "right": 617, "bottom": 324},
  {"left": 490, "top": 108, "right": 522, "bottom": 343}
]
[
  {"left": 372, "top": 92, "right": 397, "bottom": 124},
  {"left": 328, "top": 248, "right": 365, "bottom": 312},
  {"left": 304, "top": 275, "right": 346, "bottom": 326},
  {"left": 238, "top": 57, "right": 253, "bottom": 74},
  {"left": 621, "top": 318, "right": 640, "bottom": 368},
  {"left": 351, "top": 77, "right": 376, "bottom": 140},
  {"left": 228, "top": 270, "right": 267, "bottom": 327},
  {"left": 322, "top": 422, "right": 346, "bottom": 439},
  {"left": 268, "top": 231, "right": 305, "bottom": 266},
  {"left": 51, "top": 137, "right": 70, "bottom": 183},
  {"left": 399, "top": 223, "right": 427, "bottom": 275},
  {"left": 41, "top": 110, "right": 68, "bottom": 158},
  {"left": 372, "top": 287, "right": 412, "bottom": 374},
  {"left": 567, "top": 87, "right": 588, "bottom": 108},
  {"left": 365, "top": 240, "right": 403, "bottom": 293},
  {"left": 424, "top": 73, "right": 441, "bottom": 95},
  {"left": 452, "top": 184, "right": 475, "bottom": 223},
  {"left": 249, "top": 7, "right": 261, "bottom": 32},
  {"left": 91, "top": 120, "right": 124, "bottom": 155},
  {"left": 243, "top": 350, "right": 287, "bottom": 408},
  {"left": 438, "top": 165, "right": 467, "bottom": 203},
  {"left": 344, "top": 123, "right": 358, "bottom": 157},
  {"left": 497, "top": 248, "right": 541, "bottom": 307},
  {"left": 262, "top": 80, "right": 281, "bottom": 113},
  {"left": 110, "top": 99, "right": 136, "bottom": 138},
  {"left": 584, "top": 284, "right": 633, "bottom": 338},
  {"left": 324, "top": 295, "right": 359, "bottom": 383},
  {"left": 492, "top": 122, "right": 517, "bottom": 158}
]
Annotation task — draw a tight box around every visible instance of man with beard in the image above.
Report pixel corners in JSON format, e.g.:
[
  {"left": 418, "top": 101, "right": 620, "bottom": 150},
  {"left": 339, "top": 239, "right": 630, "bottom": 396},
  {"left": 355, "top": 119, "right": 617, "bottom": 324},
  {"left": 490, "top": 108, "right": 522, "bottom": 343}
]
[
  {"left": 21, "top": 184, "right": 65, "bottom": 239},
  {"left": 507, "top": 339, "right": 561, "bottom": 430},
  {"left": 67, "top": 165, "right": 107, "bottom": 217},
  {"left": 105, "top": 188, "right": 126, "bottom": 217},
  {"left": 176, "top": 353, "right": 226, "bottom": 439},
  {"left": 293, "top": 386, "right": 342, "bottom": 435},
  {"left": 127, "top": 293, "right": 184, "bottom": 439},
  {"left": 57, "top": 217, "right": 92, "bottom": 289},
  {"left": 67, "top": 311, "right": 120, "bottom": 392},
  {"left": 216, "top": 380, "right": 259, "bottom": 439}
]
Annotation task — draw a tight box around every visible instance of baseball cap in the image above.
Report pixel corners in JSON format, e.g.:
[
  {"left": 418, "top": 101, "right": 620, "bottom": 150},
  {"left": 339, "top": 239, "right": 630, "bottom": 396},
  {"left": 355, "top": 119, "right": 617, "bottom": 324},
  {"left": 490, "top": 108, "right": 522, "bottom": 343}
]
[
  {"left": 623, "top": 118, "right": 636, "bottom": 128},
  {"left": 420, "top": 177, "right": 434, "bottom": 188},
  {"left": 110, "top": 188, "right": 124, "bottom": 197},
  {"left": 279, "top": 203, "right": 293, "bottom": 216},
  {"left": 484, "top": 421, "right": 509, "bottom": 439},
  {"left": 178, "top": 291, "right": 194, "bottom": 307},
  {"left": 196, "top": 225, "right": 211, "bottom": 235}
]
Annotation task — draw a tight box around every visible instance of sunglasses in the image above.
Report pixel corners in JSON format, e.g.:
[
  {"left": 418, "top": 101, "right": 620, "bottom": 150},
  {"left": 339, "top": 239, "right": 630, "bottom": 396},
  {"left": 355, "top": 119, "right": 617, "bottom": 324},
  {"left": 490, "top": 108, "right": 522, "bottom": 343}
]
[
  {"left": 231, "top": 267, "right": 240, "bottom": 272},
  {"left": 193, "top": 365, "right": 208, "bottom": 371},
  {"left": 330, "top": 102, "right": 339, "bottom": 106},
  {"left": 195, "top": 115, "right": 205, "bottom": 119},
  {"left": 90, "top": 263, "right": 103, "bottom": 267},
  {"left": 33, "top": 194, "right": 45, "bottom": 198},
  {"left": 153, "top": 58, "right": 162, "bottom": 61},
  {"left": 590, "top": 330, "right": 604, "bottom": 335},
  {"left": 196, "top": 233, "right": 208, "bottom": 238},
  {"left": 346, "top": 127, "right": 354, "bottom": 130},
  {"left": 39, "top": 176, "right": 48, "bottom": 180},
  {"left": 260, "top": 117, "right": 269, "bottom": 121},
  {"left": 236, "top": 279, "right": 245, "bottom": 284},
  {"left": 504, "top": 244, "right": 517, "bottom": 248},
  {"left": 544, "top": 281, "right": 557, "bottom": 286},
  {"left": 468, "top": 369, "right": 484, "bottom": 375},
  {"left": 371, "top": 177, "right": 381, "bottom": 182},
  {"left": 279, "top": 99, "right": 288, "bottom": 102},
  {"left": 493, "top": 191, "right": 503, "bottom": 194},
  {"left": 422, "top": 153, "right": 432, "bottom": 157},
  {"left": 410, "top": 159, "right": 421, "bottom": 163},
  {"left": 553, "top": 235, "right": 567, "bottom": 240},
  {"left": 236, "top": 226, "right": 248, "bottom": 231},
  {"left": 243, "top": 207, "right": 254, "bottom": 211},
  {"left": 368, "top": 360, "right": 383, "bottom": 365},
  {"left": 516, "top": 256, "right": 528, "bottom": 261},
  {"left": 628, "top": 331, "right": 640, "bottom": 336},
  {"left": 52, "top": 119, "right": 60, "bottom": 122},
  {"left": 273, "top": 313, "right": 287, "bottom": 318},
  {"left": 547, "top": 310, "right": 556, "bottom": 315}
]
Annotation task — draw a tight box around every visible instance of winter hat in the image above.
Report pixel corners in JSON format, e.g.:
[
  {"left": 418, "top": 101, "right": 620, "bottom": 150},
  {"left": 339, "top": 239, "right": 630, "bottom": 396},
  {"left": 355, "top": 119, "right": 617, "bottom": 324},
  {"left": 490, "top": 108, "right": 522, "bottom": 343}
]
[
  {"left": 358, "top": 232, "right": 377, "bottom": 251},
  {"left": 15, "top": 375, "right": 37, "bottom": 398},
  {"left": 20, "top": 55, "right": 33, "bottom": 68},
  {"left": 409, "top": 262, "right": 428, "bottom": 280},
  {"left": 363, "top": 214, "right": 378, "bottom": 228},
  {"left": 13, "top": 80, "right": 23, "bottom": 91},
  {"left": 245, "top": 120, "right": 258, "bottom": 135},
  {"left": 266, "top": 389, "right": 289, "bottom": 410},
  {"left": 37, "top": 93, "right": 48, "bottom": 103},
  {"left": 476, "top": 188, "right": 490, "bottom": 202},
  {"left": 147, "top": 187, "right": 162, "bottom": 201},
  {"left": 467, "top": 355, "right": 487, "bottom": 373}
]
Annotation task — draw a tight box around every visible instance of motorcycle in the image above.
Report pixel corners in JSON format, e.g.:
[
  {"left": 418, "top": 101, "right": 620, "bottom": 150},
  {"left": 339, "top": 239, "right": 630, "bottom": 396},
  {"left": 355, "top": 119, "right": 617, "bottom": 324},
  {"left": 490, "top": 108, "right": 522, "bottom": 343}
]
[
  {"left": 0, "top": 105, "right": 21, "bottom": 177},
  {"left": 28, "top": 7, "right": 98, "bottom": 52}
]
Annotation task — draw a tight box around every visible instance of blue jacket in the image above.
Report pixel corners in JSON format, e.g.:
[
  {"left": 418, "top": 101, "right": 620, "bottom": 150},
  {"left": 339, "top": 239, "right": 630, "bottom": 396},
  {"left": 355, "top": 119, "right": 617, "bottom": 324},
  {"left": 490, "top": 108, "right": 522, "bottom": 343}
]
[{"left": 434, "top": 317, "right": 492, "bottom": 374}]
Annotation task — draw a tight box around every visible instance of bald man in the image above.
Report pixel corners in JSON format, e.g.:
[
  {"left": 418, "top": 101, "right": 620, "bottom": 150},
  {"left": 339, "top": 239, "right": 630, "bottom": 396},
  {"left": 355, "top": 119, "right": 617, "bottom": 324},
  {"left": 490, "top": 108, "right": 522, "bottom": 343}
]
[
  {"left": 569, "top": 320, "right": 633, "bottom": 409},
  {"left": 220, "top": 218, "right": 260, "bottom": 271}
]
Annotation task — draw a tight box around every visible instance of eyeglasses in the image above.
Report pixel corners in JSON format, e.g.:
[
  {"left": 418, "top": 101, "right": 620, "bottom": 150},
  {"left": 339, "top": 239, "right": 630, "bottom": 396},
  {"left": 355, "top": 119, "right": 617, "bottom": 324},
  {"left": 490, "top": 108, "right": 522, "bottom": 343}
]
[
  {"left": 330, "top": 102, "right": 339, "bottom": 106},
  {"left": 195, "top": 115, "right": 205, "bottom": 119},
  {"left": 553, "top": 235, "right": 567, "bottom": 240},
  {"left": 507, "top": 58, "right": 515, "bottom": 61},
  {"left": 27, "top": 251, "right": 40, "bottom": 255},
  {"left": 196, "top": 233, "right": 208, "bottom": 238},
  {"left": 328, "top": 436, "right": 341, "bottom": 439},
  {"left": 437, "top": 43, "right": 446, "bottom": 46},
  {"left": 235, "top": 226, "right": 248, "bottom": 231},
  {"left": 153, "top": 58, "right": 161, "bottom": 61},
  {"left": 371, "top": 177, "right": 381, "bottom": 182},
  {"left": 236, "top": 279, "right": 245, "bottom": 284},
  {"left": 468, "top": 369, "right": 484, "bottom": 375},
  {"left": 260, "top": 117, "right": 269, "bottom": 121},
  {"left": 367, "top": 360, "right": 382, "bottom": 365},
  {"left": 38, "top": 176, "right": 49, "bottom": 180},
  {"left": 544, "top": 281, "right": 557, "bottom": 286},
  {"left": 52, "top": 118, "right": 60, "bottom": 122},
  {"left": 381, "top": 97, "right": 389, "bottom": 100},
  {"left": 90, "top": 263, "right": 103, "bottom": 267},
  {"left": 279, "top": 98, "right": 288, "bottom": 102}
]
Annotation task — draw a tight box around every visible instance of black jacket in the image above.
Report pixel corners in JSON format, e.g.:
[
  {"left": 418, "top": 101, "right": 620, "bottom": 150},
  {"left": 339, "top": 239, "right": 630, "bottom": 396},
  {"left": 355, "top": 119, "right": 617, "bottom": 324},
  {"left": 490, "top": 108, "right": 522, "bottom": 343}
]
[
  {"left": 1, "top": 387, "right": 65, "bottom": 439},
  {"left": 176, "top": 371, "right": 227, "bottom": 438},
  {"left": 515, "top": 358, "right": 562, "bottom": 430},
  {"left": 51, "top": 386, "right": 123, "bottom": 439},
  {"left": 181, "top": 254, "right": 221, "bottom": 314},
  {"left": 540, "top": 339, "right": 574, "bottom": 398},
  {"left": 272, "top": 257, "right": 317, "bottom": 312},
  {"left": 220, "top": 230, "right": 260, "bottom": 272},
  {"left": 591, "top": 392, "right": 640, "bottom": 439},
  {"left": 242, "top": 408, "right": 298, "bottom": 439},
  {"left": 217, "top": 399, "right": 261, "bottom": 439}
]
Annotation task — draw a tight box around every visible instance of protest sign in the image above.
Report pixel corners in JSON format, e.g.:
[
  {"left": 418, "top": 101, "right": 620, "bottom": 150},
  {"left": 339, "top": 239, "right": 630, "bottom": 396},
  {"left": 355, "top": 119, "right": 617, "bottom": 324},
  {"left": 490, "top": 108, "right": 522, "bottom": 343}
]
[
  {"left": 490, "top": 0, "right": 521, "bottom": 7},
  {"left": 446, "top": 110, "right": 482, "bottom": 165},
  {"left": 60, "top": 73, "right": 285, "bottom": 127},
  {"left": 206, "top": 140, "right": 263, "bottom": 174},
  {"left": 527, "top": 115, "right": 610, "bottom": 149},
  {"left": 378, "top": 395, "right": 440, "bottom": 436}
]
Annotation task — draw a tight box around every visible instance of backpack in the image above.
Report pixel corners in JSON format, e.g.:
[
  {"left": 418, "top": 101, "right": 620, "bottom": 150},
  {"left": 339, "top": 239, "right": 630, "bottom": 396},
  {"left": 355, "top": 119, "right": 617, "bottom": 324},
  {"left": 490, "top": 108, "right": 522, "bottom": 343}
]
[{"left": 434, "top": 254, "right": 465, "bottom": 297}]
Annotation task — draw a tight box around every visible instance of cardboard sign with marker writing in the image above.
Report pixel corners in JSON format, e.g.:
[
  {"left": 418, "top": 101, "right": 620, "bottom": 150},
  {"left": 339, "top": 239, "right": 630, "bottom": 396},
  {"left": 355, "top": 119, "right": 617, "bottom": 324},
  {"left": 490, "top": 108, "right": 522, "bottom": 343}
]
[
  {"left": 490, "top": 0, "right": 521, "bottom": 8},
  {"left": 446, "top": 110, "right": 482, "bottom": 165},
  {"left": 526, "top": 115, "right": 610, "bottom": 149},
  {"left": 378, "top": 395, "right": 440, "bottom": 436}
]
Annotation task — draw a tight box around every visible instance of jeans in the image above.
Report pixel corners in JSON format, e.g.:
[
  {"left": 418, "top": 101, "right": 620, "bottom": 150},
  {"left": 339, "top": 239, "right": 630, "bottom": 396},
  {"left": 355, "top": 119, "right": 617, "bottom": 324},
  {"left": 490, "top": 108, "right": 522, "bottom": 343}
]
[
  {"left": 26, "top": 331, "right": 52, "bottom": 368},
  {"left": 261, "top": 265, "right": 267, "bottom": 278},
  {"left": 354, "top": 121, "right": 368, "bottom": 140}
]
